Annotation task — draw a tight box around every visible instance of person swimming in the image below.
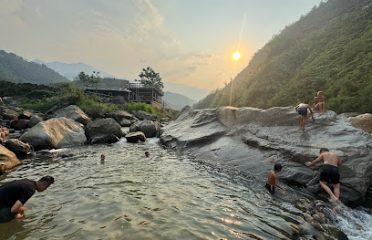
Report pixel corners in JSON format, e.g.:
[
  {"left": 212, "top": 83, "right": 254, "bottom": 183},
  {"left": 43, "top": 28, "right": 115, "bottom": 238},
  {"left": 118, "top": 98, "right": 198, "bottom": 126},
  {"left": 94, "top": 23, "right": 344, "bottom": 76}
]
[
  {"left": 100, "top": 154, "right": 105, "bottom": 164},
  {"left": 145, "top": 151, "right": 150, "bottom": 158}
]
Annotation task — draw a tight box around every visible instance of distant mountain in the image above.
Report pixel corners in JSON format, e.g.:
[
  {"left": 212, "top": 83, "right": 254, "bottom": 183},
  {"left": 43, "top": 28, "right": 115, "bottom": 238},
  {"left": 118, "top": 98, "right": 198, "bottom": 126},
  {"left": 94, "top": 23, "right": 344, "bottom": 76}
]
[
  {"left": 0, "top": 50, "right": 68, "bottom": 85},
  {"left": 164, "top": 91, "right": 196, "bottom": 110},
  {"left": 33, "top": 60, "right": 114, "bottom": 80},
  {"left": 196, "top": 0, "right": 372, "bottom": 113},
  {"left": 164, "top": 82, "right": 209, "bottom": 101}
]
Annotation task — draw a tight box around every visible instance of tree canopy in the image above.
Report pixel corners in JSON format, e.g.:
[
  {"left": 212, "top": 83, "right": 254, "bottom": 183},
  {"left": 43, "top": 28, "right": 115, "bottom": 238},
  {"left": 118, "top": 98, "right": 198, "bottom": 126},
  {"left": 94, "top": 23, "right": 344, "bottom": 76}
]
[{"left": 136, "top": 67, "right": 164, "bottom": 90}]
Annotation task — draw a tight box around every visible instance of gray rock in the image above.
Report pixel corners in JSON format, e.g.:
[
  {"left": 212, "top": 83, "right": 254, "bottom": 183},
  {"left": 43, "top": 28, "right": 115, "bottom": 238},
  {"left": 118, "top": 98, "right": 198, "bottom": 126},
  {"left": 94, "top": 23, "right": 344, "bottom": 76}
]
[
  {"left": 54, "top": 105, "right": 91, "bottom": 125},
  {"left": 4, "top": 139, "right": 31, "bottom": 157},
  {"left": 134, "top": 110, "right": 156, "bottom": 121},
  {"left": 125, "top": 131, "right": 146, "bottom": 143},
  {"left": 137, "top": 120, "right": 160, "bottom": 138},
  {"left": 91, "top": 135, "right": 120, "bottom": 144},
  {"left": 0, "top": 145, "right": 21, "bottom": 173},
  {"left": 129, "top": 122, "right": 140, "bottom": 132},
  {"left": 85, "top": 118, "right": 122, "bottom": 144},
  {"left": 349, "top": 113, "right": 372, "bottom": 134},
  {"left": 160, "top": 106, "right": 372, "bottom": 207},
  {"left": 20, "top": 117, "right": 87, "bottom": 150},
  {"left": 85, "top": 109, "right": 107, "bottom": 120},
  {"left": 29, "top": 115, "right": 43, "bottom": 128},
  {"left": 119, "top": 118, "right": 133, "bottom": 127},
  {"left": 10, "top": 119, "right": 29, "bottom": 130}
]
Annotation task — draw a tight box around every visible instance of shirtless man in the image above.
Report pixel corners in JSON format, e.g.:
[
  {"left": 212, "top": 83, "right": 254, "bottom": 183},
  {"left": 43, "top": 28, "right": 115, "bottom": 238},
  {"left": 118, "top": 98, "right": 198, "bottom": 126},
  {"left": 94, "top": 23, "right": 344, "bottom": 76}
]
[
  {"left": 295, "top": 102, "right": 314, "bottom": 131},
  {"left": 306, "top": 148, "right": 342, "bottom": 202}
]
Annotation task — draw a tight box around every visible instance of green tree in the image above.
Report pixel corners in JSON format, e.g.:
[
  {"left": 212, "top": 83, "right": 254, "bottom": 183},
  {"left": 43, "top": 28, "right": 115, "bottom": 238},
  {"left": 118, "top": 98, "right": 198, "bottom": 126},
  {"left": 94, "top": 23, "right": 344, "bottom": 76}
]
[{"left": 136, "top": 67, "right": 164, "bottom": 90}]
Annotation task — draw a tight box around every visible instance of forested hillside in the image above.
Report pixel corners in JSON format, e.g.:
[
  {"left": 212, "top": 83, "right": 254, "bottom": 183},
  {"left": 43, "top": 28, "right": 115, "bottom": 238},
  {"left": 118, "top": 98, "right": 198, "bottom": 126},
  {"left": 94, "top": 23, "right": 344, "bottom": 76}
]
[
  {"left": 0, "top": 50, "right": 68, "bottom": 85},
  {"left": 196, "top": 0, "right": 372, "bottom": 113}
]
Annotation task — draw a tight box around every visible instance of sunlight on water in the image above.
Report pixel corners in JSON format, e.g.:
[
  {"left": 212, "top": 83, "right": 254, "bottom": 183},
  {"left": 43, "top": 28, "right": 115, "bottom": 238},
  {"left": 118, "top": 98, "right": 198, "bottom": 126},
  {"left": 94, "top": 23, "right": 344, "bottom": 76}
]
[{"left": 0, "top": 141, "right": 370, "bottom": 240}]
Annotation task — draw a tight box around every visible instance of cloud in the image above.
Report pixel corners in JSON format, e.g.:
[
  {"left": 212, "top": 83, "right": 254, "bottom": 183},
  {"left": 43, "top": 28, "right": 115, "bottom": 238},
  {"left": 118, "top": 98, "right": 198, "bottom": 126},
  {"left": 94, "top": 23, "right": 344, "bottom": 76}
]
[{"left": 0, "top": 0, "right": 236, "bottom": 90}]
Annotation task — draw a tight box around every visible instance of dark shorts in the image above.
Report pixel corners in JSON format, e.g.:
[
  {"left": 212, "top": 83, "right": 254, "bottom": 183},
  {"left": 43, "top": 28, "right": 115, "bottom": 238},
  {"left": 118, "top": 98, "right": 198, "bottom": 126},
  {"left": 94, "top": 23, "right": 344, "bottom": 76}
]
[
  {"left": 319, "top": 164, "right": 340, "bottom": 184},
  {"left": 265, "top": 183, "right": 275, "bottom": 194},
  {"left": 297, "top": 107, "right": 308, "bottom": 116},
  {"left": 0, "top": 207, "right": 15, "bottom": 223}
]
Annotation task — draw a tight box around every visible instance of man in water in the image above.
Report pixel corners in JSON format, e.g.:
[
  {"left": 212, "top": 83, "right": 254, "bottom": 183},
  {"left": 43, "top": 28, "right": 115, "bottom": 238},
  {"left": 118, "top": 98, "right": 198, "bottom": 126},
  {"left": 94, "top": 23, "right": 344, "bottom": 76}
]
[
  {"left": 145, "top": 151, "right": 150, "bottom": 158},
  {"left": 295, "top": 102, "right": 314, "bottom": 131},
  {"left": 306, "top": 148, "right": 341, "bottom": 202},
  {"left": 100, "top": 154, "right": 105, "bottom": 164},
  {"left": 0, "top": 176, "right": 54, "bottom": 222}
]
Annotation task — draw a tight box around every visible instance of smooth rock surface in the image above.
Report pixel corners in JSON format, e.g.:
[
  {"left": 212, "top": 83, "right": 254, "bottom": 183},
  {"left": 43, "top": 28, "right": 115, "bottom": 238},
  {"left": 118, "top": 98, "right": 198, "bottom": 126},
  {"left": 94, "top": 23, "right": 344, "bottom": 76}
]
[
  {"left": 137, "top": 120, "right": 160, "bottom": 138},
  {"left": 349, "top": 113, "right": 372, "bottom": 134},
  {"left": 0, "top": 145, "right": 21, "bottom": 173},
  {"left": 20, "top": 117, "right": 87, "bottom": 150},
  {"left": 4, "top": 139, "right": 31, "bottom": 157},
  {"left": 125, "top": 131, "right": 146, "bottom": 143},
  {"left": 29, "top": 115, "right": 43, "bottom": 128},
  {"left": 54, "top": 105, "right": 91, "bottom": 125},
  {"left": 160, "top": 106, "right": 372, "bottom": 207},
  {"left": 134, "top": 110, "right": 156, "bottom": 121},
  {"left": 85, "top": 118, "right": 122, "bottom": 144}
]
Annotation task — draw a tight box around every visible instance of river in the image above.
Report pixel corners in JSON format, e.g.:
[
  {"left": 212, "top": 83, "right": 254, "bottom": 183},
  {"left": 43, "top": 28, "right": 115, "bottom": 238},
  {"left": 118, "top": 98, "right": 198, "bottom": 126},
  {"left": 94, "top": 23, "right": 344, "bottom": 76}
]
[{"left": 0, "top": 138, "right": 371, "bottom": 240}]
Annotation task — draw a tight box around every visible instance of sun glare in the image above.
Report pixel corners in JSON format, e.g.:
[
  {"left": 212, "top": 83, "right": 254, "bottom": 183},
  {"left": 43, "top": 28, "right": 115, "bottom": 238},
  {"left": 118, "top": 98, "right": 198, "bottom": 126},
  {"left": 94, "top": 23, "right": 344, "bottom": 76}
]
[{"left": 232, "top": 51, "right": 241, "bottom": 61}]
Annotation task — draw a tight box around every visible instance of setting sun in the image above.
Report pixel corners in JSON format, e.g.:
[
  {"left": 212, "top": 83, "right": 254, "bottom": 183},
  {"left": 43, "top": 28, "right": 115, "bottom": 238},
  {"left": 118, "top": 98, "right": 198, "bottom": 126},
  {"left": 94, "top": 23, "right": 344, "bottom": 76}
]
[{"left": 232, "top": 51, "right": 241, "bottom": 61}]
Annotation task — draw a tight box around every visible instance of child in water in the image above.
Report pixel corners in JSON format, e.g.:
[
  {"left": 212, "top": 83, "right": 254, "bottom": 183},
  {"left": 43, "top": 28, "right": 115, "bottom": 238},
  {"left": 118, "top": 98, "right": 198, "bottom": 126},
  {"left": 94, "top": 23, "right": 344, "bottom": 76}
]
[{"left": 265, "top": 163, "right": 283, "bottom": 194}]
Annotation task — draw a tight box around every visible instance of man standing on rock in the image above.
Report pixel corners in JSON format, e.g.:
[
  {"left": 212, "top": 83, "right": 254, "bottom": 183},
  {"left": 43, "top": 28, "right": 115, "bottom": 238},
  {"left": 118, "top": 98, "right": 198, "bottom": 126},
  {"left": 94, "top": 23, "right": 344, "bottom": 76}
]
[
  {"left": 295, "top": 101, "right": 314, "bottom": 131},
  {"left": 305, "top": 148, "right": 341, "bottom": 202},
  {"left": 0, "top": 176, "right": 54, "bottom": 222}
]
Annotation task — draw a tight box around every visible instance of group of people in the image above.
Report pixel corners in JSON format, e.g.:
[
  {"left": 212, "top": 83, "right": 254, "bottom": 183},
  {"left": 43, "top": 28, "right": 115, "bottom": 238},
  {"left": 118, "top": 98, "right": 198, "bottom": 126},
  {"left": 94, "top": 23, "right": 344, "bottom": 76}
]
[{"left": 266, "top": 90, "right": 343, "bottom": 203}]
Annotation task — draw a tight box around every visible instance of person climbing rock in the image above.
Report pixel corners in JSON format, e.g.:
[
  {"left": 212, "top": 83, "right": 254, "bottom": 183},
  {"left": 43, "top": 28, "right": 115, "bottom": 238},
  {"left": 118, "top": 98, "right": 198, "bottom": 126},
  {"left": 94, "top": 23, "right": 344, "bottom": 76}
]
[
  {"left": 295, "top": 102, "right": 314, "bottom": 131},
  {"left": 306, "top": 148, "right": 342, "bottom": 203},
  {"left": 265, "top": 163, "right": 284, "bottom": 194}
]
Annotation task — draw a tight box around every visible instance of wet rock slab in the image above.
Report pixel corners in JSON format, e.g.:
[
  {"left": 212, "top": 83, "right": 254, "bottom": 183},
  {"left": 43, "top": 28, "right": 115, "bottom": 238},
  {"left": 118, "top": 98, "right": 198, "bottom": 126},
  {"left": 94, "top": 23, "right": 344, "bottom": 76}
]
[{"left": 160, "top": 106, "right": 372, "bottom": 207}]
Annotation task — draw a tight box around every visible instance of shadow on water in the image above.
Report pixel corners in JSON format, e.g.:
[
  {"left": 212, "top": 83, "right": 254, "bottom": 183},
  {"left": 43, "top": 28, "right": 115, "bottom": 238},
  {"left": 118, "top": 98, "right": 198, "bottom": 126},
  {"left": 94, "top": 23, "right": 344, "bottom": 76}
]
[{"left": 0, "top": 140, "right": 371, "bottom": 239}]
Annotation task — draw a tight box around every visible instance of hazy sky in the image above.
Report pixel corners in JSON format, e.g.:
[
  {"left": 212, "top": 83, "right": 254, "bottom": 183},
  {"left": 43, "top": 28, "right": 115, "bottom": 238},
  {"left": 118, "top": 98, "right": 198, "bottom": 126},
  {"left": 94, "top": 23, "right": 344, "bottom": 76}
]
[{"left": 0, "top": 0, "right": 322, "bottom": 91}]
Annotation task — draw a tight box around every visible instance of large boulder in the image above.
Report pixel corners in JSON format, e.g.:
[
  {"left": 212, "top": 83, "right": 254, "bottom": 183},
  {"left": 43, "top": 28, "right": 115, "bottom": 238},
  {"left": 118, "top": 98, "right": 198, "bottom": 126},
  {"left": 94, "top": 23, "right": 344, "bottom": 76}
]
[
  {"left": 0, "top": 145, "right": 21, "bottom": 173},
  {"left": 29, "top": 115, "right": 43, "bottom": 128},
  {"left": 137, "top": 120, "right": 160, "bottom": 138},
  {"left": 54, "top": 105, "right": 91, "bottom": 125},
  {"left": 85, "top": 109, "right": 107, "bottom": 120},
  {"left": 349, "top": 113, "right": 372, "bottom": 134},
  {"left": 4, "top": 139, "right": 31, "bottom": 157},
  {"left": 20, "top": 117, "right": 87, "bottom": 150},
  {"left": 10, "top": 119, "right": 30, "bottom": 130},
  {"left": 161, "top": 106, "right": 372, "bottom": 207},
  {"left": 125, "top": 131, "right": 146, "bottom": 143},
  {"left": 134, "top": 110, "right": 156, "bottom": 121},
  {"left": 85, "top": 118, "right": 122, "bottom": 144},
  {"left": 106, "top": 110, "right": 135, "bottom": 127},
  {"left": 0, "top": 106, "right": 19, "bottom": 120}
]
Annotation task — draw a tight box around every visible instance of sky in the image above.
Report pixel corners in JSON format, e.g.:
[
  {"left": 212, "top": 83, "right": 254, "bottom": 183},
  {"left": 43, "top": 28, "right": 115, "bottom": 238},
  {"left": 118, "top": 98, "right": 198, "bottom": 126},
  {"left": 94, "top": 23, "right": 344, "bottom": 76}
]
[{"left": 0, "top": 0, "right": 322, "bottom": 93}]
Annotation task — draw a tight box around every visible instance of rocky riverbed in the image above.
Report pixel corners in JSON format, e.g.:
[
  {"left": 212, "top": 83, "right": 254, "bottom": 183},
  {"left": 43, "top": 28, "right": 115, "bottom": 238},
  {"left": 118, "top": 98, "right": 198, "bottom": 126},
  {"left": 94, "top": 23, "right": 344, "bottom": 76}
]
[{"left": 160, "top": 106, "right": 372, "bottom": 208}]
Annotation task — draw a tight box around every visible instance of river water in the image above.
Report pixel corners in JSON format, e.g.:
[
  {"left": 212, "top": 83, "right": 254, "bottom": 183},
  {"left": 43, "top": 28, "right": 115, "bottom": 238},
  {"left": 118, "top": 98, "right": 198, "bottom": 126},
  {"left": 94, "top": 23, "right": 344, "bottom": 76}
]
[{"left": 0, "top": 138, "right": 371, "bottom": 240}]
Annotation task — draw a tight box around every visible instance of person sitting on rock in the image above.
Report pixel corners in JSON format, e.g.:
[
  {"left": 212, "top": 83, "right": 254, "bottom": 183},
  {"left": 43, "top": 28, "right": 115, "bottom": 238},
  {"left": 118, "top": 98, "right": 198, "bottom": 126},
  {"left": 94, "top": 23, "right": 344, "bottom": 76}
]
[
  {"left": 305, "top": 148, "right": 341, "bottom": 202},
  {"left": 314, "top": 91, "right": 326, "bottom": 114},
  {"left": 265, "top": 163, "right": 283, "bottom": 194},
  {"left": 295, "top": 102, "right": 314, "bottom": 131},
  {"left": 0, "top": 176, "right": 54, "bottom": 222}
]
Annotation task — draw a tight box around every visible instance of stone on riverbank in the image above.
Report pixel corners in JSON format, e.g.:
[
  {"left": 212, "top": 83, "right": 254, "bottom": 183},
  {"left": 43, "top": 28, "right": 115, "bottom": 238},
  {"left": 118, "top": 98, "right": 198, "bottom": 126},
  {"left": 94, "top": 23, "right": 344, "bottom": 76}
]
[
  {"left": 125, "top": 131, "right": 146, "bottom": 143},
  {"left": 134, "top": 110, "right": 156, "bottom": 121},
  {"left": 4, "top": 139, "right": 31, "bottom": 157},
  {"left": 85, "top": 118, "right": 122, "bottom": 144},
  {"left": 0, "top": 145, "right": 21, "bottom": 173},
  {"left": 29, "top": 115, "right": 43, "bottom": 128},
  {"left": 160, "top": 106, "right": 372, "bottom": 207},
  {"left": 137, "top": 120, "right": 160, "bottom": 138},
  {"left": 20, "top": 117, "right": 87, "bottom": 150},
  {"left": 349, "top": 113, "right": 372, "bottom": 134},
  {"left": 106, "top": 110, "right": 135, "bottom": 127},
  {"left": 54, "top": 105, "right": 91, "bottom": 125}
]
